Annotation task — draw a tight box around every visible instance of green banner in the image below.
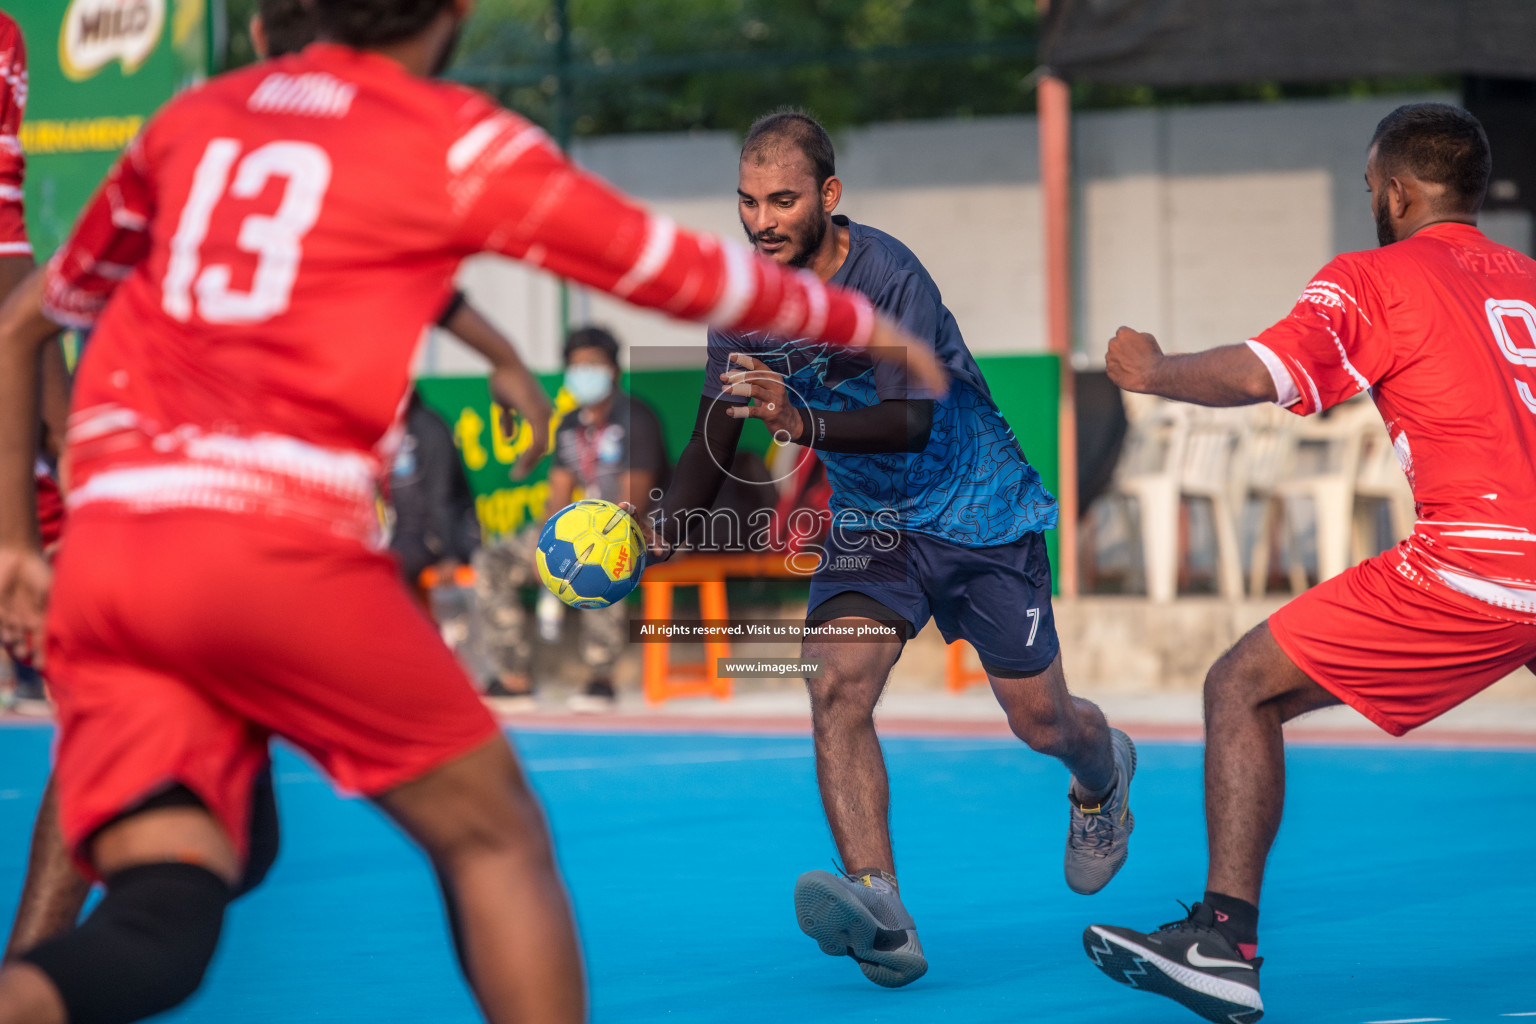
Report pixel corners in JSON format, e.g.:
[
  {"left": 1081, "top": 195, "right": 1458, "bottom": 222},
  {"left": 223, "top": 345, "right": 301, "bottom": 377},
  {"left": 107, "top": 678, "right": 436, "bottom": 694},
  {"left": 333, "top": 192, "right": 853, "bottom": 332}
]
[
  {"left": 15, "top": 0, "right": 216, "bottom": 258},
  {"left": 414, "top": 369, "right": 747, "bottom": 542},
  {"left": 417, "top": 354, "right": 1061, "bottom": 576}
]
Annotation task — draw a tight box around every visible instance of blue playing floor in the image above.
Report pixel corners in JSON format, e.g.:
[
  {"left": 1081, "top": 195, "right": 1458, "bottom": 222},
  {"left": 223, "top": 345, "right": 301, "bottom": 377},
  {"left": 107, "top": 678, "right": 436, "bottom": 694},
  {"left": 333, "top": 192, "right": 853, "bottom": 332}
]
[{"left": 1, "top": 724, "right": 1532, "bottom": 1023}]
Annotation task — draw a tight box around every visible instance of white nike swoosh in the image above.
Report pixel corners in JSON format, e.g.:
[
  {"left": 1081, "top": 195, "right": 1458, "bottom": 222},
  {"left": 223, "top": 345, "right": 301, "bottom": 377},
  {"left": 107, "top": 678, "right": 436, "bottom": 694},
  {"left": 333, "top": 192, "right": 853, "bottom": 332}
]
[{"left": 1186, "top": 945, "right": 1254, "bottom": 971}]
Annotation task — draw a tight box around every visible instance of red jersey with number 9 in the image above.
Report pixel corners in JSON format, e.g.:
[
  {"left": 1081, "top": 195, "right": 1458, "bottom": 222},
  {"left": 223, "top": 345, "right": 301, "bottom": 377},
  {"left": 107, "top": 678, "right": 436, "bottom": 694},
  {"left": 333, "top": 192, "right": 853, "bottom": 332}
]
[
  {"left": 45, "top": 43, "right": 873, "bottom": 545},
  {"left": 1249, "top": 222, "right": 1536, "bottom": 620}
]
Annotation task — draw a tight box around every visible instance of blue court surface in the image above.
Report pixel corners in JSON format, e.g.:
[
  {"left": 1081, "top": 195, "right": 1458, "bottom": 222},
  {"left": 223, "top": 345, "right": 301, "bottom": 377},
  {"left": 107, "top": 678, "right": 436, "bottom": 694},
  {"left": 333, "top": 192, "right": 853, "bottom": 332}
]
[{"left": 2, "top": 723, "right": 1533, "bottom": 1023}]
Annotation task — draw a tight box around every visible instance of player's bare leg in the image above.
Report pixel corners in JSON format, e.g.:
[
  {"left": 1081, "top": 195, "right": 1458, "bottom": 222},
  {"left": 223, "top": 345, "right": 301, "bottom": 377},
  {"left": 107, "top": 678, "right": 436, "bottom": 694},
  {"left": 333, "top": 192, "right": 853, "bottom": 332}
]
[
  {"left": 0, "top": 803, "right": 240, "bottom": 1024},
  {"left": 1202, "top": 623, "right": 1339, "bottom": 904},
  {"left": 802, "top": 623, "right": 905, "bottom": 875},
  {"left": 1083, "top": 623, "right": 1339, "bottom": 1022},
  {"left": 793, "top": 625, "right": 927, "bottom": 987},
  {"left": 3, "top": 775, "right": 92, "bottom": 961},
  {"left": 988, "top": 653, "right": 1114, "bottom": 793},
  {"left": 376, "top": 735, "right": 584, "bottom": 1024},
  {"left": 990, "top": 654, "right": 1137, "bottom": 894}
]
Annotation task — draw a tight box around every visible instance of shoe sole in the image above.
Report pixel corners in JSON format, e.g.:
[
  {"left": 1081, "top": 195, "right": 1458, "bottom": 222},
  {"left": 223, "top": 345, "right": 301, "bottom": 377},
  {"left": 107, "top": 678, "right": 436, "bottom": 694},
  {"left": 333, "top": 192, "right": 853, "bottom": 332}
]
[
  {"left": 1083, "top": 925, "right": 1263, "bottom": 1023},
  {"left": 793, "top": 871, "right": 927, "bottom": 988},
  {"left": 1065, "top": 728, "right": 1139, "bottom": 895}
]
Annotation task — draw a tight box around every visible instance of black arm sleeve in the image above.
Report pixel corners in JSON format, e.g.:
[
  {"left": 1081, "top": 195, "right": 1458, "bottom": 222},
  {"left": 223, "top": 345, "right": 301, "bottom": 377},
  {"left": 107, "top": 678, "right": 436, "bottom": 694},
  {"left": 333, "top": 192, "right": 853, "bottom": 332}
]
[
  {"left": 797, "top": 399, "right": 932, "bottom": 454},
  {"left": 656, "top": 394, "right": 742, "bottom": 550}
]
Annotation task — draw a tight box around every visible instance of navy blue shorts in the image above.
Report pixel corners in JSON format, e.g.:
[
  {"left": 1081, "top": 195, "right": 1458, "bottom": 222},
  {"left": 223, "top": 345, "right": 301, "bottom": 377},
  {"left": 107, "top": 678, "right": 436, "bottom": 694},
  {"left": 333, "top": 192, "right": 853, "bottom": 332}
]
[{"left": 805, "top": 528, "right": 1059, "bottom": 676}]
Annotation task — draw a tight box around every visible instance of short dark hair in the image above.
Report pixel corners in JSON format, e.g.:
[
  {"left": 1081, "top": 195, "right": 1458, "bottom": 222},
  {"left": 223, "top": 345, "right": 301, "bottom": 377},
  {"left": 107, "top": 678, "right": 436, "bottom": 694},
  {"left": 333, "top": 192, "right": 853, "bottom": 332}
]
[
  {"left": 741, "top": 108, "right": 836, "bottom": 190},
  {"left": 258, "top": 0, "right": 317, "bottom": 58},
  {"left": 1371, "top": 103, "right": 1492, "bottom": 214},
  {"left": 312, "top": 0, "right": 453, "bottom": 49},
  {"left": 564, "top": 326, "right": 620, "bottom": 366}
]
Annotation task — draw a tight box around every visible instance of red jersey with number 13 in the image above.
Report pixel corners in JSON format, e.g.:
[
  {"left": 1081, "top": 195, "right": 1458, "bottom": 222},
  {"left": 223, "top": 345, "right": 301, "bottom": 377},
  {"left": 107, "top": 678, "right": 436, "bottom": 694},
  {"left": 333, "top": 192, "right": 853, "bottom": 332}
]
[
  {"left": 1250, "top": 222, "right": 1536, "bottom": 619},
  {"left": 45, "top": 43, "right": 873, "bottom": 544}
]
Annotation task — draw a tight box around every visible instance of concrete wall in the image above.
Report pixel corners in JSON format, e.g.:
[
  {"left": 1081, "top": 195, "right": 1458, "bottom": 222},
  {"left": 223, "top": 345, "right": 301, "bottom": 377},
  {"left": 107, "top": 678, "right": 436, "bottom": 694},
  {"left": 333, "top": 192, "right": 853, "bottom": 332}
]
[{"left": 417, "top": 91, "right": 1522, "bottom": 376}]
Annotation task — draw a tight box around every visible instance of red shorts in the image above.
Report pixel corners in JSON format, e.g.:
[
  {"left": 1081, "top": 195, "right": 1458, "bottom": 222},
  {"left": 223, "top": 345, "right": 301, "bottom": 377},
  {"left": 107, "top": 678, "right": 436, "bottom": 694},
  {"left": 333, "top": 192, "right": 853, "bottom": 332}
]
[
  {"left": 1269, "top": 553, "right": 1536, "bottom": 736},
  {"left": 45, "top": 509, "right": 499, "bottom": 877}
]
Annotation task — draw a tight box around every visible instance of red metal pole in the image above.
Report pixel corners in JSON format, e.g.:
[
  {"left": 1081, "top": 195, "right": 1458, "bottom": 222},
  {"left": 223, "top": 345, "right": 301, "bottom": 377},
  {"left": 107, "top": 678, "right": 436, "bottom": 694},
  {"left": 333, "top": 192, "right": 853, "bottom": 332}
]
[{"left": 1038, "top": 68, "right": 1079, "bottom": 598}]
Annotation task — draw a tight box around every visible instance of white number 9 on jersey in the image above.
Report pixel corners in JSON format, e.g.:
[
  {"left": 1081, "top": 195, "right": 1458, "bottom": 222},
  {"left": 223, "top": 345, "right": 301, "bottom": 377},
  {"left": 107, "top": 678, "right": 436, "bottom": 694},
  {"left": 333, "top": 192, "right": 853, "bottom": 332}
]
[
  {"left": 163, "top": 137, "right": 332, "bottom": 324},
  {"left": 1486, "top": 298, "right": 1536, "bottom": 413}
]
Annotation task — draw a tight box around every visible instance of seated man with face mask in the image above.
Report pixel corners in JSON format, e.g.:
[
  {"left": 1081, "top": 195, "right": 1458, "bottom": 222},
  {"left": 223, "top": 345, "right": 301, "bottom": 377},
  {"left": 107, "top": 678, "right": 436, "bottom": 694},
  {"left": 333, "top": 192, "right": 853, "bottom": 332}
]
[{"left": 475, "top": 327, "right": 669, "bottom": 712}]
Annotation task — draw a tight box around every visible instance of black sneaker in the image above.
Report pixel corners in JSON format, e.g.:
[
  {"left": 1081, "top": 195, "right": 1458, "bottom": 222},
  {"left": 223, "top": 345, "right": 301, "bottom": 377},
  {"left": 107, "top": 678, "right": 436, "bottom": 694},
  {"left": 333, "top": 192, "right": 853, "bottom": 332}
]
[
  {"left": 566, "top": 678, "right": 617, "bottom": 713},
  {"left": 1084, "top": 901, "right": 1263, "bottom": 1023}
]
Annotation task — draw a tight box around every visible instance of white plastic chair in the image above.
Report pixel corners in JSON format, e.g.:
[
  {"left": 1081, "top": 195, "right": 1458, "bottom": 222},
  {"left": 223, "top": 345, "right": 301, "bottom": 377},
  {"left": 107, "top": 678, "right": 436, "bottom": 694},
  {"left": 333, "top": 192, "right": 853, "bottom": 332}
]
[
  {"left": 1176, "top": 407, "right": 1246, "bottom": 601},
  {"left": 1232, "top": 404, "right": 1300, "bottom": 597},
  {"left": 1262, "top": 397, "right": 1374, "bottom": 592},
  {"left": 1352, "top": 424, "right": 1417, "bottom": 559},
  {"left": 1109, "top": 398, "right": 1245, "bottom": 602}
]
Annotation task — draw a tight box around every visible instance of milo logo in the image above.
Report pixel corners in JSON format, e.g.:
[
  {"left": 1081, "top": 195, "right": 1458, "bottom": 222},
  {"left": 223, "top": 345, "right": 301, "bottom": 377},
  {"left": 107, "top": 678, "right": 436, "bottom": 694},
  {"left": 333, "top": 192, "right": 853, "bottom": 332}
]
[{"left": 60, "top": 0, "right": 165, "bottom": 81}]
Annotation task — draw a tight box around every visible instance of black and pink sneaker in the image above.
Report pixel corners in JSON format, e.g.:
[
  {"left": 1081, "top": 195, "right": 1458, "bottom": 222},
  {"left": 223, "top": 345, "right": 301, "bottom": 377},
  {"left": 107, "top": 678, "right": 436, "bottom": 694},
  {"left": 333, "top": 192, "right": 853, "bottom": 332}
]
[{"left": 1084, "top": 901, "right": 1263, "bottom": 1023}]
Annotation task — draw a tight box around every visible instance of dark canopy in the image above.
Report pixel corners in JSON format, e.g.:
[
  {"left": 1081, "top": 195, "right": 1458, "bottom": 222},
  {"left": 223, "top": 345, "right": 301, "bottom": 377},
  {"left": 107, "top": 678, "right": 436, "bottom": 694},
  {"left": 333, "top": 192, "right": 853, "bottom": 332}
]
[{"left": 1039, "top": 0, "right": 1536, "bottom": 85}]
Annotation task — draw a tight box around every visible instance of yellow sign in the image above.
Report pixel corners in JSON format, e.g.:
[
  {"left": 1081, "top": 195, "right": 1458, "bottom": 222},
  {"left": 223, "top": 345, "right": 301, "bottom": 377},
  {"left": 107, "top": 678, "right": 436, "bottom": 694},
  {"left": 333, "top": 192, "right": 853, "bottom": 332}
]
[
  {"left": 60, "top": 0, "right": 166, "bottom": 82},
  {"left": 19, "top": 116, "right": 144, "bottom": 155}
]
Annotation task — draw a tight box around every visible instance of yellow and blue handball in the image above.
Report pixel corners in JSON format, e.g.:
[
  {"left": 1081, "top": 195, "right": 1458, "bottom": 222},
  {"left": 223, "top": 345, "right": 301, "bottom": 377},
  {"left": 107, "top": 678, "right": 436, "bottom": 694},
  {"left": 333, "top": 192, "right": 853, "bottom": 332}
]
[{"left": 536, "top": 499, "right": 647, "bottom": 609}]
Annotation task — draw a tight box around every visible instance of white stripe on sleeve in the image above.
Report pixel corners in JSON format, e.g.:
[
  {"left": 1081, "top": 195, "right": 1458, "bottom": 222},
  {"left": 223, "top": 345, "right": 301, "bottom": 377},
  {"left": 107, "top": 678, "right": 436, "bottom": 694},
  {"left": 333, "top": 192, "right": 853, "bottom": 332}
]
[
  {"left": 1245, "top": 339, "right": 1302, "bottom": 408},
  {"left": 611, "top": 215, "right": 676, "bottom": 299},
  {"left": 706, "top": 241, "right": 756, "bottom": 327}
]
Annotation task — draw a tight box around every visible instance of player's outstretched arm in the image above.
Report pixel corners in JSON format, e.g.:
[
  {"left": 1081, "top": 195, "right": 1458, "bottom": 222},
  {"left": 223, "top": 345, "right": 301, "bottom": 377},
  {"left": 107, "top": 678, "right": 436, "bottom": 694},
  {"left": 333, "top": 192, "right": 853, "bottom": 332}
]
[
  {"left": 1106, "top": 326, "right": 1277, "bottom": 407},
  {"left": 0, "top": 268, "right": 63, "bottom": 646},
  {"left": 460, "top": 121, "right": 948, "bottom": 396},
  {"left": 442, "top": 300, "right": 553, "bottom": 480}
]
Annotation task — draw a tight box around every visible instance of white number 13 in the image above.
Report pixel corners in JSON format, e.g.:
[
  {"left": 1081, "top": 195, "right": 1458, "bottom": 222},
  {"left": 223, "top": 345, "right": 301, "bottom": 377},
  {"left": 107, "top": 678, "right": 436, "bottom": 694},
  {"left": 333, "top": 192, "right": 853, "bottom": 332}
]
[{"left": 163, "top": 138, "right": 331, "bottom": 324}]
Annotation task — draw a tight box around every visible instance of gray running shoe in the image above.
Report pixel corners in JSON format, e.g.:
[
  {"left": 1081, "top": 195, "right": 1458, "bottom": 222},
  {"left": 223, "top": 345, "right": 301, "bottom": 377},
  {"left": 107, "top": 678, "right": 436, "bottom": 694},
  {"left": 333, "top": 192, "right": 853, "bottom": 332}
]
[
  {"left": 1064, "top": 727, "right": 1137, "bottom": 895},
  {"left": 793, "top": 869, "right": 928, "bottom": 988}
]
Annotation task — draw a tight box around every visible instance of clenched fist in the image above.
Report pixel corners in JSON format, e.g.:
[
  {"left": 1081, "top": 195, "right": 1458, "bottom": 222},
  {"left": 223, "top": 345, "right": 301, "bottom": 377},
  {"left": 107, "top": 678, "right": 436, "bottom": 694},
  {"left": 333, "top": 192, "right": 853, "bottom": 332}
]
[{"left": 1105, "top": 326, "right": 1165, "bottom": 394}]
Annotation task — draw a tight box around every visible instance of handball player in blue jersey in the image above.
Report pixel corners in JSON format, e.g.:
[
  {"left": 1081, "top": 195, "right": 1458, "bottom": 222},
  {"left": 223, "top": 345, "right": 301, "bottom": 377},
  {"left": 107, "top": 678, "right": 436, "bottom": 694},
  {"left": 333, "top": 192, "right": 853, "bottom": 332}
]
[{"left": 651, "top": 110, "right": 1137, "bottom": 988}]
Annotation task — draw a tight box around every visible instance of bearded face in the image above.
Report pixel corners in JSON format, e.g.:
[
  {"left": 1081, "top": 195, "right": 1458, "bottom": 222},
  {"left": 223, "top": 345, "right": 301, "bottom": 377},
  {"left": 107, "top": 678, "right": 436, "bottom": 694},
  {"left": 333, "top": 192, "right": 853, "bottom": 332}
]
[{"left": 737, "top": 153, "right": 832, "bottom": 269}]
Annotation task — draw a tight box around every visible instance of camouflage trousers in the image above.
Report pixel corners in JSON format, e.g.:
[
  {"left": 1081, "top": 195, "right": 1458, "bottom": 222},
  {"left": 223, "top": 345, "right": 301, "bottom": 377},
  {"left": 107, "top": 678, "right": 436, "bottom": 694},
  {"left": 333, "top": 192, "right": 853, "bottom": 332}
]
[{"left": 474, "top": 530, "right": 626, "bottom": 680}]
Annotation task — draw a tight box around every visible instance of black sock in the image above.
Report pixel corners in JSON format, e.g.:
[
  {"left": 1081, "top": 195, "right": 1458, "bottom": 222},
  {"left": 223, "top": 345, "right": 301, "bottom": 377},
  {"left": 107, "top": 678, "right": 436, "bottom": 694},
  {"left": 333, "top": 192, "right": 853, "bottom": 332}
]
[{"left": 1202, "top": 890, "right": 1259, "bottom": 953}]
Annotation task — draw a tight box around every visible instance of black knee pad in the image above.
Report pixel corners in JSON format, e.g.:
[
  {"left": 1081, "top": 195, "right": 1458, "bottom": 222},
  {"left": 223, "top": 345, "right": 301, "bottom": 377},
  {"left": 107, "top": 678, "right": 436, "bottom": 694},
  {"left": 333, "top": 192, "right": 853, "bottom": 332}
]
[{"left": 21, "top": 862, "right": 230, "bottom": 1024}]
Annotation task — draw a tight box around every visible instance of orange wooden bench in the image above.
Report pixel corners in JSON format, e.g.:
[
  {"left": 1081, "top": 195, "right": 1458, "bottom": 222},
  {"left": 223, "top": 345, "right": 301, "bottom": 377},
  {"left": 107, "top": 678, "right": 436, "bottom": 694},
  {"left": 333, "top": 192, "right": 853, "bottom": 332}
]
[
  {"left": 639, "top": 552, "right": 809, "bottom": 704},
  {"left": 417, "top": 555, "right": 989, "bottom": 700},
  {"left": 640, "top": 552, "right": 991, "bottom": 703}
]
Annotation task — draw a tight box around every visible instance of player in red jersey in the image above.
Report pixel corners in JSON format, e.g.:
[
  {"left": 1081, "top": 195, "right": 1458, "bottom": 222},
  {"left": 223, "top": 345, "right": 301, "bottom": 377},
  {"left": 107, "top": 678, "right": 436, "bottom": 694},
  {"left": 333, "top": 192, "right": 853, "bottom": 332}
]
[
  {"left": 3, "top": 0, "right": 551, "bottom": 968},
  {"left": 0, "top": 1, "right": 943, "bottom": 1021},
  {"left": 1081, "top": 103, "right": 1535, "bottom": 1022}
]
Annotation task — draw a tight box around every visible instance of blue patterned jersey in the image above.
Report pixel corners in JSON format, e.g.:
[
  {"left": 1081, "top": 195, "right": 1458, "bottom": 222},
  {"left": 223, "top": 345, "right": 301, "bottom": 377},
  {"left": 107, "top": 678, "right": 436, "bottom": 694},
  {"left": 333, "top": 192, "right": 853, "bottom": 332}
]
[{"left": 706, "top": 218, "right": 1056, "bottom": 547}]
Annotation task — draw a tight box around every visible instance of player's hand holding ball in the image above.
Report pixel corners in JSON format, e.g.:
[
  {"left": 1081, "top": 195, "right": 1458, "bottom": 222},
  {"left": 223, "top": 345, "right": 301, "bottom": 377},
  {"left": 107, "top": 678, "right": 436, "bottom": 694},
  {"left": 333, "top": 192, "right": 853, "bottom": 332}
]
[
  {"left": 536, "top": 499, "right": 647, "bottom": 609},
  {"left": 1105, "top": 325, "right": 1165, "bottom": 395}
]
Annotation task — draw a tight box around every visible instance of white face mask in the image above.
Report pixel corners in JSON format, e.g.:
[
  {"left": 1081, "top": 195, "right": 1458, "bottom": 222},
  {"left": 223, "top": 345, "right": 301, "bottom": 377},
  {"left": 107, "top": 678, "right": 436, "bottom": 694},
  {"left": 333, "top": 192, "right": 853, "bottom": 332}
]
[{"left": 564, "top": 364, "right": 614, "bottom": 406}]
